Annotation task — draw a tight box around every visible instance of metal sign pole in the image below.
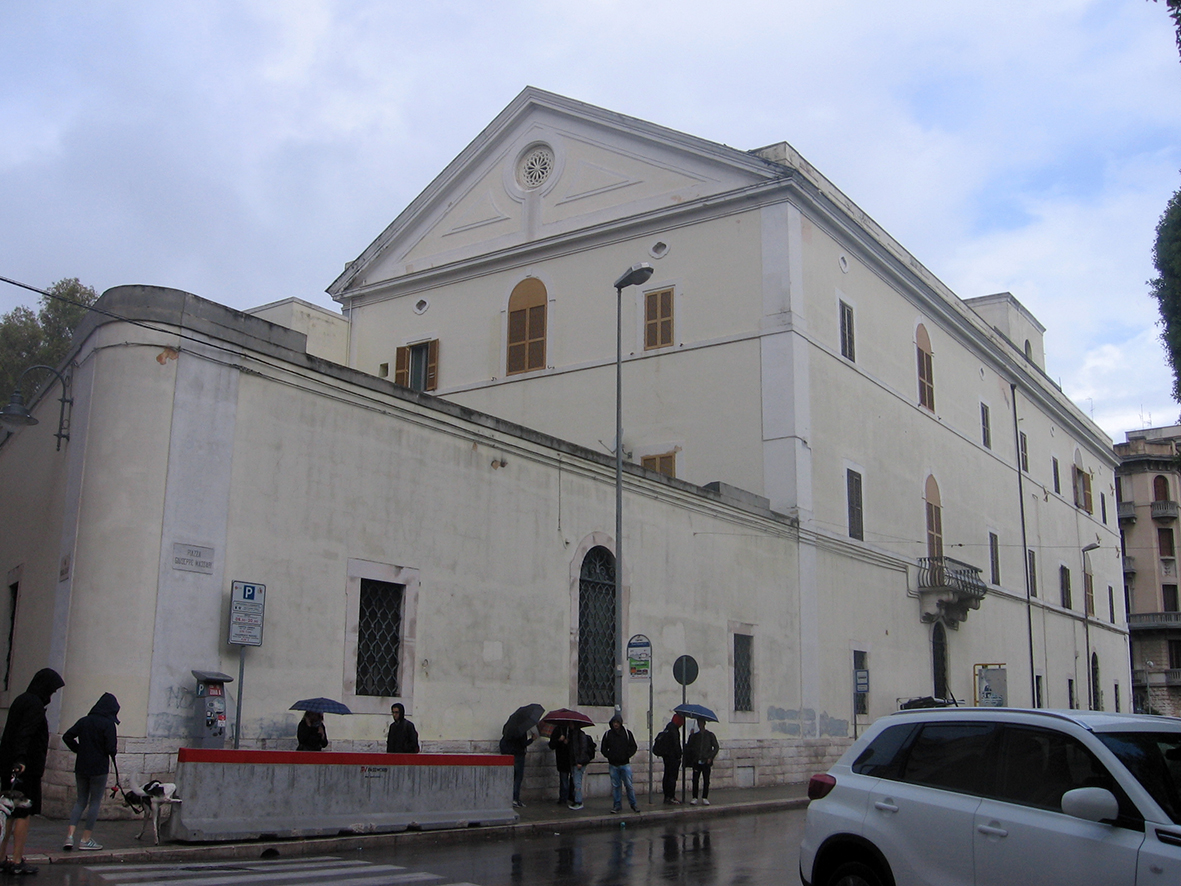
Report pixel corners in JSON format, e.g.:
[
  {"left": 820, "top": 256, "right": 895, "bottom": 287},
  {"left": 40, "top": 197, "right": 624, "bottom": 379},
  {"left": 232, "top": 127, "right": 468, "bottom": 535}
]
[{"left": 235, "top": 645, "right": 245, "bottom": 749}]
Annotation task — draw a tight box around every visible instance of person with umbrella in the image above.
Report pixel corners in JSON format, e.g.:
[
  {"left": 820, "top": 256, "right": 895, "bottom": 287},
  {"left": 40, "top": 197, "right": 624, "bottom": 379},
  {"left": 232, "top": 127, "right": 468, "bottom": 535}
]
[
  {"left": 542, "top": 709, "right": 593, "bottom": 806},
  {"left": 684, "top": 716, "right": 720, "bottom": 805},
  {"left": 500, "top": 704, "right": 542, "bottom": 808},
  {"left": 290, "top": 698, "right": 351, "bottom": 751},
  {"left": 653, "top": 712, "right": 684, "bottom": 804}
]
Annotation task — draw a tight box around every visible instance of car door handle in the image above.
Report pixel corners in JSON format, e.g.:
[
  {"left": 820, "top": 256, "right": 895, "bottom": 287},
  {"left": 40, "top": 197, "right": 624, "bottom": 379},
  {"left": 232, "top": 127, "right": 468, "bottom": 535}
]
[
  {"left": 977, "top": 823, "right": 1008, "bottom": 838},
  {"left": 873, "top": 800, "right": 899, "bottom": 813}
]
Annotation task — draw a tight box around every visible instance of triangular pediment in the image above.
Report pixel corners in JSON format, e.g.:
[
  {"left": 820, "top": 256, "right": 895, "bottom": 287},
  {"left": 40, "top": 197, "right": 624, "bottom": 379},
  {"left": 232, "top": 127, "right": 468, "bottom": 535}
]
[{"left": 329, "top": 88, "right": 788, "bottom": 298}]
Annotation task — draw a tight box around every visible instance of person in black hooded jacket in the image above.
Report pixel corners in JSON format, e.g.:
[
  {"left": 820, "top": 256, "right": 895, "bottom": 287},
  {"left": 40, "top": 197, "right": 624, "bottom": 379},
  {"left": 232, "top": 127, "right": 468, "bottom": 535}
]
[
  {"left": 0, "top": 667, "right": 64, "bottom": 875},
  {"left": 62, "top": 692, "right": 120, "bottom": 851}
]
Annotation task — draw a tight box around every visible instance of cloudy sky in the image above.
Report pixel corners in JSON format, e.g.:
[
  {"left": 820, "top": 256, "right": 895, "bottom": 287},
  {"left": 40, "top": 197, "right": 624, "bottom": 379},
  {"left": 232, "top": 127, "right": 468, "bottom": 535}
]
[{"left": 2, "top": 1, "right": 1178, "bottom": 441}]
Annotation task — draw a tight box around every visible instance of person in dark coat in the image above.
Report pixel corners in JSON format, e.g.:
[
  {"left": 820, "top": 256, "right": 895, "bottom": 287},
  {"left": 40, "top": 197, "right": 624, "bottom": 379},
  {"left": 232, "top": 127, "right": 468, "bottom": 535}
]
[
  {"left": 62, "top": 692, "right": 120, "bottom": 851},
  {"left": 654, "top": 713, "right": 684, "bottom": 804},
  {"left": 548, "top": 723, "right": 573, "bottom": 805},
  {"left": 296, "top": 711, "right": 328, "bottom": 751},
  {"left": 684, "top": 717, "right": 720, "bottom": 805},
  {"left": 385, "top": 703, "right": 420, "bottom": 754},
  {"left": 600, "top": 715, "right": 639, "bottom": 813},
  {"left": 566, "top": 724, "right": 594, "bottom": 810},
  {"left": 499, "top": 729, "right": 535, "bottom": 808},
  {"left": 0, "top": 667, "right": 64, "bottom": 875}
]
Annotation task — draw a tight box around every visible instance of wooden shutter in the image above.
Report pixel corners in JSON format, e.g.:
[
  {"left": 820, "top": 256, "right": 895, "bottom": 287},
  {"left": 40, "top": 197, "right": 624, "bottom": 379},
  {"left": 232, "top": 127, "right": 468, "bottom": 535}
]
[
  {"left": 394, "top": 346, "right": 410, "bottom": 387},
  {"left": 425, "top": 339, "right": 439, "bottom": 391}
]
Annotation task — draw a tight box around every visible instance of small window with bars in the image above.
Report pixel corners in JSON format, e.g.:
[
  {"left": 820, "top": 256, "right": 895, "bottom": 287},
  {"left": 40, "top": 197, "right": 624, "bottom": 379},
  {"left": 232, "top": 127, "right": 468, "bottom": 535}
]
[
  {"left": 645, "top": 288, "right": 674, "bottom": 350},
  {"left": 733, "top": 633, "right": 753, "bottom": 712},
  {"left": 355, "top": 579, "right": 404, "bottom": 697}
]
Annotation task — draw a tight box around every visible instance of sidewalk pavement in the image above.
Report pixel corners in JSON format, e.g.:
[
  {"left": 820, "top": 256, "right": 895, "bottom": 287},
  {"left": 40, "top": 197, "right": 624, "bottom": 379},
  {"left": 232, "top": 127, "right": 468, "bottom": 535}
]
[{"left": 16, "top": 782, "right": 810, "bottom": 868}]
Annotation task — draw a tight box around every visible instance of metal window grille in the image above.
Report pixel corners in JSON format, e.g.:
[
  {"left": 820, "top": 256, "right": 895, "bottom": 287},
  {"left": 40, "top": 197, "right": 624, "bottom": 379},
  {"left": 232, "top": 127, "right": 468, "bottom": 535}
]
[
  {"left": 577, "top": 547, "right": 616, "bottom": 707},
  {"left": 734, "top": 634, "right": 753, "bottom": 711},
  {"left": 356, "top": 579, "right": 403, "bottom": 697}
]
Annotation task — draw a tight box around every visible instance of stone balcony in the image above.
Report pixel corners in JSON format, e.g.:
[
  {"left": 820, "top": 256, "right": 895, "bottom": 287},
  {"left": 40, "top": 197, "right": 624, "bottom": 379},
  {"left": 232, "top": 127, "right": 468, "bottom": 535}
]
[
  {"left": 1153, "top": 500, "right": 1179, "bottom": 521},
  {"left": 917, "top": 556, "right": 987, "bottom": 627},
  {"left": 1127, "top": 611, "right": 1181, "bottom": 630}
]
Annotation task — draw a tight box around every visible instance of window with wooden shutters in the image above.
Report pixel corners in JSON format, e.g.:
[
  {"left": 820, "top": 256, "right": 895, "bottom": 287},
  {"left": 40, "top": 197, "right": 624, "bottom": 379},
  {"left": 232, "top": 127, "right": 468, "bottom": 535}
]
[
  {"left": 394, "top": 340, "right": 439, "bottom": 392},
  {"left": 847, "top": 469, "right": 864, "bottom": 540},
  {"left": 980, "top": 404, "right": 991, "bottom": 449},
  {"left": 1019, "top": 432, "right": 1029, "bottom": 472},
  {"left": 1160, "top": 527, "right": 1176, "bottom": 558},
  {"left": 1028, "top": 549, "right": 1037, "bottom": 598},
  {"left": 645, "top": 288, "right": 674, "bottom": 350},
  {"left": 507, "top": 278, "right": 547, "bottom": 375},
  {"left": 925, "top": 475, "right": 943, "bottom": 561},
  {"left": 1072, "top": 464, "right": 1093, "bottom": 514},
  {"left": 839, "top": 300, "right": 855, "bottom": 361},
  {"left": 989, "top": 532, "right": 1000, "bottom": 585},
  {"left": 1156, "top": 475, "right": 1171, "bottom": 501},
  {"left": 641, "top": 453, "right": 676, "bottom": 478},
  {"left": 916, "top": 324, "right": 935, "bottom": 411},
  {"left": 1060, "top": 565, "right": 1072, "bottom": 610}
]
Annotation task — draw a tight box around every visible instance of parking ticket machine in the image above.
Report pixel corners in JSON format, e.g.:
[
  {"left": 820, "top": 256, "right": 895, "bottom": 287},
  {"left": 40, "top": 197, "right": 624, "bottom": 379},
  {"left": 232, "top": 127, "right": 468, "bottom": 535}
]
[{"left": 192, "top": 670, "right": 234, "bottom": 748}]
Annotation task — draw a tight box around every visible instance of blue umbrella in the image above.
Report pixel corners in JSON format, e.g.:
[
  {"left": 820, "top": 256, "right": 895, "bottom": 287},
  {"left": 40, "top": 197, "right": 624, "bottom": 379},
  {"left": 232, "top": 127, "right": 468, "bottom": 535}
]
[
  {"left": 674, "top": 703, "right": 718, "bottom": 723},
  {"left": 290, "top": 697, "right": 352, "bottom": 715}
]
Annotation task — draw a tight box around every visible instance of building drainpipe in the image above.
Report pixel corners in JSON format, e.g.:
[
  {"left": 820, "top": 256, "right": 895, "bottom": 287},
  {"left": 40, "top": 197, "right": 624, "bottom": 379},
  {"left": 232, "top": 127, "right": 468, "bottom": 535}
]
[{"left": 1012, "top": 384, "right": 1038, "bottom": 705}]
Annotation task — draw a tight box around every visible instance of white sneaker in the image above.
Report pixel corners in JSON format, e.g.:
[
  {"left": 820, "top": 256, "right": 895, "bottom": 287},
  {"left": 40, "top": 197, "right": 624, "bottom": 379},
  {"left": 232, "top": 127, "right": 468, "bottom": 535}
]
[
  {"left": 702, "top": 798, "right": 710, "bottom": 805},
  {"left": 690, "top": 797, "right": 698, "bottom": 805}
]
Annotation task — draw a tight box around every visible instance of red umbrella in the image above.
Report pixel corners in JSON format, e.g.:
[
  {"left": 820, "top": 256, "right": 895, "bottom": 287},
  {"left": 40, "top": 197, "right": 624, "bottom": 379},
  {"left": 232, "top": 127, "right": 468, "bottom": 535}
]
[{"left": 541, "top": 708, "right": 595, "bottom": 726}]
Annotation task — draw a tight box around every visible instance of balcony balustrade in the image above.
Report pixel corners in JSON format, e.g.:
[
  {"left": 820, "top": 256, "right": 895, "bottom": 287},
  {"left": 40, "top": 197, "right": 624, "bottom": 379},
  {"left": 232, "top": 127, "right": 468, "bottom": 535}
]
[
  {"left": 1123, "top": 556, "right": 1136, "bottom": 574},
  {"left": 1118, "top": 501, "right": 1136, "bottom": 522},
  {"left": 917, "top": 556, "right": 987, "bottom": 627},
  {"left": 1152, "top": 500, "right": 1179, "bottom": 521}
]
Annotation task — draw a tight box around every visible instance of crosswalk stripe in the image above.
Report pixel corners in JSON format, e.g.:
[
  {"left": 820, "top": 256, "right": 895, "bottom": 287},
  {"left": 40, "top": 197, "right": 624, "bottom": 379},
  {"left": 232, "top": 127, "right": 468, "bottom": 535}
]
[{"left": 83, "top": 858, "right": 446, "bottom": 886}]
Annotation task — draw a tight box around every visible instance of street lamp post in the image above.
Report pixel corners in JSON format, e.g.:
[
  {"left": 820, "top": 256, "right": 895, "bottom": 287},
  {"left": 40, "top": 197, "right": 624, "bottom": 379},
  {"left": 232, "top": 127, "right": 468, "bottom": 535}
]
[
  {"left": 612, "top": 262, "right": 654, "bottom": 717},
  {"left": 0, "top": 364, "right": 72, "bottom": 450}
]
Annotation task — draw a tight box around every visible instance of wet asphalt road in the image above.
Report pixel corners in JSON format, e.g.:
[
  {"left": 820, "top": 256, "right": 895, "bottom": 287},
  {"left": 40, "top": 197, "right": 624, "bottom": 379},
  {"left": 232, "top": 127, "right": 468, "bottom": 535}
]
[{"left": 43, "top": 808, "right": 807, "bottom": 886}]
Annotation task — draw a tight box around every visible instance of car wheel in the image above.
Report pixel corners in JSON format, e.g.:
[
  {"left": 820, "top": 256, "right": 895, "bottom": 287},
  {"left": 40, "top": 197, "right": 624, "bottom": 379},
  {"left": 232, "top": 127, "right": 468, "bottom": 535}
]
[{"left": 826, "top": 861, "right": 886, "bottom": 886}]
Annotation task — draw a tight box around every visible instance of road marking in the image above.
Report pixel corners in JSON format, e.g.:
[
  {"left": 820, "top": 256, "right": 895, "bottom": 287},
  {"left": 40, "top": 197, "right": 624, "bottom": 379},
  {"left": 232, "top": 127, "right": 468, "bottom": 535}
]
[{"left": 82, "top": 856, "right": 475, "bottom": 886}]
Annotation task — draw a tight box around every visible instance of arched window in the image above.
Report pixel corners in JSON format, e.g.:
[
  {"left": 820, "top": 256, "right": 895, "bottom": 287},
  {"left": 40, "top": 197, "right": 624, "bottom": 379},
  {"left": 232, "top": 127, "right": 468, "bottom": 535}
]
[
  {"left": 916, "top": 324, "right": 935, "bottom": 411},
  {"left": 1091, "top": 653, "right": 1101, "bottom": 711},
  {"left": 1155, "top": 475, "right": 1171, "bottom": 502},
  {"left": 1024, "top": 339, "right": 1033, "bottom": 361},
  {"left": 925, "top": 475, "right": 943, "bottom": 561},
  {"left": 577, "top": 546, "right": 616, "bottom": 707},
  {"left": 932, "top": 623, "right": 948, "bottom": 700},
  {"left": 507, "top": 278, "right": 547, "bottom": 375}
]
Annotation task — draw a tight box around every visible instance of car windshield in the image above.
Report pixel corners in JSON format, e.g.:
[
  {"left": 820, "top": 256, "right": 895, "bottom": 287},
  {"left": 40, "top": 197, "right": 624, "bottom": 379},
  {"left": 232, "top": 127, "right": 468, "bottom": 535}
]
[{"left": 1097, "top": 732, "right": 1181, "bottom": 824}]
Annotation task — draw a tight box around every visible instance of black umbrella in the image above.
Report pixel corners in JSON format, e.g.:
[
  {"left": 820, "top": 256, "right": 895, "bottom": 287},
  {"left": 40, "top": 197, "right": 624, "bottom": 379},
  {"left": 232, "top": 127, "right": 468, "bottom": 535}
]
[
  {"left": 502, "top": 703, "right": 544, "bottom": 738},
  {"left": 290, "top": 697, "right": 352, "bottom": 715}
]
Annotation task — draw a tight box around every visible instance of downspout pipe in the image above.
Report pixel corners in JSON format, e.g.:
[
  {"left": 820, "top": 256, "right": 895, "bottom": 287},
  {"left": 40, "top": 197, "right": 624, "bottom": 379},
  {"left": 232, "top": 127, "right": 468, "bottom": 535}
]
[{"left": 1012, "top": 383, "right": 1038, "bottom": 705}]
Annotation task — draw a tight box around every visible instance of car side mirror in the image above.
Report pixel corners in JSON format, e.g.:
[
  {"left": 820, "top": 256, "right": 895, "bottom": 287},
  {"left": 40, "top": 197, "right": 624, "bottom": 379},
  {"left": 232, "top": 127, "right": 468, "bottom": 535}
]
[{"left": 1061, "top": 787, "right": 1119, "bottom": 823}]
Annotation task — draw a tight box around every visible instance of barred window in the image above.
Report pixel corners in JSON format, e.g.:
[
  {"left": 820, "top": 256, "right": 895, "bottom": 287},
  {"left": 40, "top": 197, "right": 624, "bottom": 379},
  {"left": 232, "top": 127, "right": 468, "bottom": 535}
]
[
  {"left": 355, "top": 579, "right": 403, "bottom": 697},
  {"left": 734, "top": 633, "right": 753, "bottom": 712},
  {"left": 577, "top": 547, "right": 616, "bottom": 707}
]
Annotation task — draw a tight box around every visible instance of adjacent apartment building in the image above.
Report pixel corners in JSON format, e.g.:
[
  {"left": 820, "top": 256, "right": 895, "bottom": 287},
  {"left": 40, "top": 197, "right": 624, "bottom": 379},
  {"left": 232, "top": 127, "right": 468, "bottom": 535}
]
[{"left": 1117, "top": 425, "right": 1181, "bottom": 715}]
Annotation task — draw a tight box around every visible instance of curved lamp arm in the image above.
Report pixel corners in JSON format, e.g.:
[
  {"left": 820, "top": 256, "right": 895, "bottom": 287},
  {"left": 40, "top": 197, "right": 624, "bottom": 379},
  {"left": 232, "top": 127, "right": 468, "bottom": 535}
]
[{"left": 0, "top": 364, "right": 72, "bottom": 450}]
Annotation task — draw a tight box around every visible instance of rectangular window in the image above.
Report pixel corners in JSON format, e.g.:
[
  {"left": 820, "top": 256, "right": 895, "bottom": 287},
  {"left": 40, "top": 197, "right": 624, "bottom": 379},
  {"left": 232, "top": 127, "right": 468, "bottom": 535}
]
[
  {"left": 1108, "top": 586, "right": 1115, "bottom": 622},
  {"left": 378, "top": 362, "right": 389, "bottom": 378},
  {"left": 644, "top": 288, "right": 674, "bottom": 350},
  {"left": 1068, "top": 678, "right": 1076, "bottom": 710},
  {"left": 1101, "top": 493, "right": 1107, "bottom": 524},
  {"left": 1084, "top": 569, "right": 1095, "bottom": 617},
  {"left": 1035, "top": 675, "right": 1044, "bottom": 709},
  {"left": 1019, "top": 432, "right": 1029, "bottom": 472},
  {"left": 839, "top": 300, "right": 855, "bottom": 362},
  {"left": 394, "top": 340, "right": 439, "bottom": 392},
  {"left": 1114, "top": 682, "right": 1120, "bottom": 712},
  {"left": 733, "top": 633, "right": 753, "bottom": 712},
  {"left": 507, "top": 304, "right": 546, "bottom": 374},
  {"left": 1027, "top": 550, "right": 1037, "bottom": 598},
  {"left": 989, "top": 533, "right": 1000, "bottom": 585},
  {"left": 356, "top": 578, "right": 404, "bottom": 697},
  {"left": 641, "top": 453, "right": 676, "bottom": 478},
  {"left": 1169, "top": 640, "right": 1181, "bottom": 670},
  {"left": 1052, "top": 458, "right": 1061, "bottom": 494},
  {"left": 847, "top": 469, "right": 864, "bottom": 540},
  {"left": 917, "top": 347, "right": 935, "bottom": 411},
  {"left": 1165, "top": 585, "right": 1179, "bottom": 612},
  {"left": 1059, "top": 565, "right": 1072, "bottom": 610},
  {"left": 980, "top": 404, "right": 992, "bottom": 449},
  {"left": 853, "top": 649, "right": 868, "bottom": 715},
  {"left": 1162, "top": 527, "right": 1177, "bottom": 558}
]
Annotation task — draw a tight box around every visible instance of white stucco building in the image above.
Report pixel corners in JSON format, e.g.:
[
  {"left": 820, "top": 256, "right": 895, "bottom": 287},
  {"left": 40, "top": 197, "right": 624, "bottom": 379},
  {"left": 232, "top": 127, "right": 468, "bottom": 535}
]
[{"left": 0, "top": 88, "right": 1127, "bottom": 813}]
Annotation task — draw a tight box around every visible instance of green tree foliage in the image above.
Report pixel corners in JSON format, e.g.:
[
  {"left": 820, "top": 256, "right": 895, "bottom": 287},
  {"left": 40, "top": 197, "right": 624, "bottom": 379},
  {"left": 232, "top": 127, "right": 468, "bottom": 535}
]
[
  {"left": 1150, "top": 0, "right": 1181, "bottom": 59},
  {"left": 0, "top": 278, "right": 98, "bottom": 403},
  {"left": 1151, "top": 187, "right": 1181, "bottom": 402}
]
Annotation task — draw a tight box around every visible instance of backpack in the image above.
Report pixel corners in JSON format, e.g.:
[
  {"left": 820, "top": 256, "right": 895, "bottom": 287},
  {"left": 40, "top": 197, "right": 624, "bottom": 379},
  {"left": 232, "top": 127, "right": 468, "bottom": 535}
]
[{"left": 653, "top": 728, "right": 672, "bottom": 758}]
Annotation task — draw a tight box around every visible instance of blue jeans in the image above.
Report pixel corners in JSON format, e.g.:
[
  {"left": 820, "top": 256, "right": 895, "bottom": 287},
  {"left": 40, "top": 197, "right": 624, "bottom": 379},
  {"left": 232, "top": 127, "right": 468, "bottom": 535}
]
[
  {"left": 570, "top": 765, "right": 585, "bottom": 805},
  {"left": 609, "top": 763, "right": 636, "bottom": 810},
  {"left": 557, "top": 769, "right": 571, "bottom": 803},
  {"left": 69, "top": 774, "right": 107, "bottom": 831}
]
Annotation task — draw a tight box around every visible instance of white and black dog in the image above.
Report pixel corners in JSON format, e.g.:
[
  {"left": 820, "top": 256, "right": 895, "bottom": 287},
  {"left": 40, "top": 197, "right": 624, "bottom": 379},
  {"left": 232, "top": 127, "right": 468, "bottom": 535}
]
[
  {"left": 117, "top": 781, "right": 180, "bottom": 844},
  {"left": 0, "top": 790, "right": 30, "bottom": 847}
]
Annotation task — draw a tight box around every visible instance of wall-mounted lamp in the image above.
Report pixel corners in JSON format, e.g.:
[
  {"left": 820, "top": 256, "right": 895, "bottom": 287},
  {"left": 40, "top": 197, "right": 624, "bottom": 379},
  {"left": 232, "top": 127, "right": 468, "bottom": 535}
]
[{"left": 0, "top": 364, "right": 73, "bottom": 450}]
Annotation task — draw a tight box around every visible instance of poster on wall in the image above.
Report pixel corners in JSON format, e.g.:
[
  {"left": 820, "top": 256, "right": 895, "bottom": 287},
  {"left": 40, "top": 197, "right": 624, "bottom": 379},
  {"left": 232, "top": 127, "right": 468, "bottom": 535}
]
[{"left": 975, "top": 663, "right": 1007, "bottom": 707}]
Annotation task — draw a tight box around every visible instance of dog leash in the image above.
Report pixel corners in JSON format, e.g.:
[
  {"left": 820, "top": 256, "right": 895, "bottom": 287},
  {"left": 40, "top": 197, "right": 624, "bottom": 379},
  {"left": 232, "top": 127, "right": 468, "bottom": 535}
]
[{"left": 110, "top": 754, "right": 123, "bottom": 799}]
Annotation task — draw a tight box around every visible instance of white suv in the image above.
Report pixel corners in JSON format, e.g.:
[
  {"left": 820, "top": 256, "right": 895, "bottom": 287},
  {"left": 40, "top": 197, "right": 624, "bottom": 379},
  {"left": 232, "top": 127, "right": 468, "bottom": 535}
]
[{"left": 799, "top": 708, "right": 1181, "bottom": 886}]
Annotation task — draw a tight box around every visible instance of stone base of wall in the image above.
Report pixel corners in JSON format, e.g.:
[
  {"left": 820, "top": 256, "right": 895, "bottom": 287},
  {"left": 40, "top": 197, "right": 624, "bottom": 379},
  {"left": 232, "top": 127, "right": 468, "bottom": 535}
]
[{"left": 41, "top": 734, "right": 850, "bottom": 818}]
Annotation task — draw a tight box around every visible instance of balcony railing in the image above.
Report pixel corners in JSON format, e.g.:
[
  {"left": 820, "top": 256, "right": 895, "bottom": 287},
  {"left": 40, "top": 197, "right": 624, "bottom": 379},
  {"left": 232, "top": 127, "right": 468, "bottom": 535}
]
[
  {"left": 1153, "top": 500, "right": 1179, "bottom": 521},
  {"left": 917, "top": 556, "right": 987, "bottom": 626},
  {"left": 1132, "top": 668, "right": 1181, "bottom": 686},
  {"left": 1123, "top": 556, "right": 1136, "bottom": 574},
  {"left": 1118, "top": 501, "right": 1136, "bottom": 522},
  {"left": 1127, "top": 612, "right": 1181, "bottom": 630}
]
